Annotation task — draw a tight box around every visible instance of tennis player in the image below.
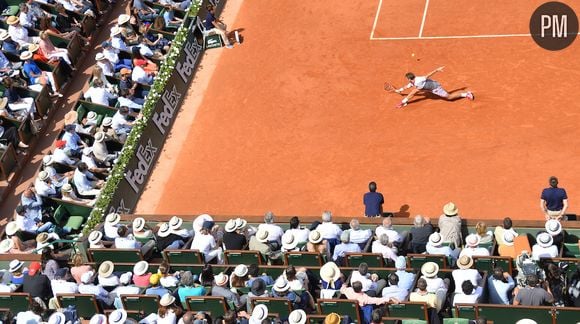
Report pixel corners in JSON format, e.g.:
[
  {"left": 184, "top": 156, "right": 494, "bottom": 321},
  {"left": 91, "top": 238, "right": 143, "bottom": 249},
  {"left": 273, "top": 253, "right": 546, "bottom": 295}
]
[{"left": 395, "top": 66, "right": 474, "bottom": 108}]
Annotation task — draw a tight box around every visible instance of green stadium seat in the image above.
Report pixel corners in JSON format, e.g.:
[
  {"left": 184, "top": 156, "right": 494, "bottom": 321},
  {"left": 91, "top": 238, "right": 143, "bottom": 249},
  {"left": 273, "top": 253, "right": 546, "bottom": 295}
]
[
  {"left": 476, "top": 304, "right": 554, "bottom": 324},
  {"left": 345, "top": 253, "right": 384, "bottom": 268},
  {"left": 186, "top": 296, "right": 228, "bottom": 316},
  {"left": 407, "top": 254, "right": 448, "bottom": 269},
  {"left": 401, "top": 320, "right": 427, "bottom": 324},
  {"left": 553, "top": 306, "right": 580, "bottom": 323},
  {"left": 563, "top": 234, "right": 580, "bottom": 257},
  {"left": 387, "top": 302, "right": 429, "bottom": 322},
  {"left": 224, "top": 250, "right": 263, "bottom": 265},
  {"left": 472, "top": 256, "right": 513, "bottom": 274},
  {"left": 0, "top": 293, "right": 32, "bottom": 315},
  {"left": 454, "top": 304, "right": 477, "bottom": 320},
  {"left": 52, "top": 204, "right": 88, "bottom": 231},
  {"left": 443, "top": 318, "right": 470, "bottom": 324},
  {"left": 163, "top": 250, "right": 203, "bottom": 264},
  {"left": 88, "top": 248, "right": 144, "bottom": 263},
  {"left": 56, "top": 294, "right": 101, "bottom": 319},
  {"left": 284, "top": 252, "right": 323, "bottom": 266},
  {"left": 317, "top": 299, "right": 361, "bottom": 324},
  {"left": 250, "top": 297, "right": 292, "bottom": 317},
  {"left": 121, "top": 295, "right": 160, "bottom": 318}
]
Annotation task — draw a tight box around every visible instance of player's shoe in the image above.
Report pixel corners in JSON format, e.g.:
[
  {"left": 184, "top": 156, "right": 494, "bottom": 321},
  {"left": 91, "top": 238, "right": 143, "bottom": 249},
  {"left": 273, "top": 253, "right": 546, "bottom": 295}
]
[
  {"left": 395, "top": 102, "right": 408, "bottom": 109},
  {"left": 235, "top": 31, "right": 240, "bottom": 43},
  {"left": 466, "top": 91, "right": 475, "bottom": 101}
]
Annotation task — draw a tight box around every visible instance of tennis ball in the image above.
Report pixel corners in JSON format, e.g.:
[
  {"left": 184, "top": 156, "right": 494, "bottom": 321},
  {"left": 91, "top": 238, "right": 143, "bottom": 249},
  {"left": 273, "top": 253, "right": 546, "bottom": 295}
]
[{"left": 411, "top": 53, "right": 415, "bottom": 57}]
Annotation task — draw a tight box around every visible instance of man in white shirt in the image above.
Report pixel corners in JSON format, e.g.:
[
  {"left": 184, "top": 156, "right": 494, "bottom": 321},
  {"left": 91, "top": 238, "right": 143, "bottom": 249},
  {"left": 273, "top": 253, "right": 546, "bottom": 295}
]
[
  {"left": 15, "top": 205, "right": 52, "bottom": 234},
  {"left": 375, "top": 217, "right": 402, "bottom": 245},
  {"left": 52, "top": 140, "right": 78, "bottom": 166},
  {"left": 381, "top": 273, "right": 409, "bottom": 301},
  {"left": 97, "top": 261, "right": 120, "bottom": 288},
  {"left": 96, "top": 53, "right": 115, "bottom": 76},
  {"left": 114, "top": 225, "right": 141, "bottom": 249},
  {"left": 371, "top": 234, "right": 398, "bottom": 263},
  {"left": 452, "top": 280, "right": 482, "bottom": 306},
  {"left": 92, "top": 132, "right": 117, "bottom": 165},
  {"left": 7, "top": 16, "right": 37, "bottom": 46},
  {"left": 426, "top": 232, "right": 460, "bottom": 264},
  {"left": 83, "top": 79, "right": 116, "bottom": 106},
  {"left": 532, "top": 233, "right": 559, "bottom": 260},
  {"left": 34, "top": 171, "right": 58, "bottom": 198},
  {"left": 316, "top": 211, "right": 342, "bottom": 241},
  {"left": 459, "top": 234, "right": 490, "bottom": 258},
  {"left": 51, "top": 269, "right": 79, "bottom": 296},
  {"left": 111, "top": 107, "right": 136, "bottom": 138},
  {"left": 452, "top": 256, "right": 482, "bottom": 294},
  {"left": 350, "top": 262, "right": 386, "bottom": 297},
  {"left": 73, "top": 162, "right": 102, "bottom": 196},
  {"left": 332, "top": 231, "right": 361, "bottom": 262},
  {"left": 132, "top": 65, "right": 154, "bottom": 85},
  {"left": 349, "top": 219, "right": 372, "bottom": 244},
  {"left": 191, "top": 221, "right": 223, "bottom": 264},
  {"left": 111, "top": 27, "right": 129, "bottom": 51},
  {"left": 257, "top": 211, "right": 284, "bottom": 243},
  {"left": 112, "top": 272, "right": 141, "bottom": 309},
  {"left": 103, "top": 213, "right": 121, "bottom": 239},
  {"left": 284, "top": 216, "right": 310, "bottom": 244}
]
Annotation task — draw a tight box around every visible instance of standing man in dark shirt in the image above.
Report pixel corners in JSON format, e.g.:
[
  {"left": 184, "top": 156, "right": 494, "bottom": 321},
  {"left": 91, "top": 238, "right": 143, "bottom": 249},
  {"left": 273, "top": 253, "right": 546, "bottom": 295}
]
[
  {"left": 363, "top": 181, "right": 384, "bottom": 217},
  {"left": 22, "top": 261, "right": 53, "bottom": 303},
  {"left": 541, "top": 176, "right": 568, "bottom": 221}
]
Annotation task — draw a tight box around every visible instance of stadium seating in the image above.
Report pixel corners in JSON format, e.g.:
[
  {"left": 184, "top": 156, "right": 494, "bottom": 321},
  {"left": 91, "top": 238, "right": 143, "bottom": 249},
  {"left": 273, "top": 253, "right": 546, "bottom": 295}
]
[
  {"left": 387, "top": 302, "right": 429, "bottom": 322},
  {"left": 88, "top": 248, "right": 145, "bottom": 264},
  {"left": 224, "top": 250, "right": 264, "bottom": 265},
  {"left": 121, "top": 294, "right": 160, "bottom": 319},
  {"left": 407, "top": 254, "right": 448, "bottom": 269},
  {"left": 317, "top": 299, "right": 361, "bottom": 324},
  {"left": 284, "top": 252, "right": 323, "bottom": 267},
  {"left": 56, "top": 294, "right": 101, "bottom": 319},
  {"left": 345, "top": 252, "right": 384, "bottom": 268},
  {"left": 186, "top": 296, "right": 228, "bottom": 316},
  {"left": 251, "top": 297, "right": 293, "bottom": 317}
]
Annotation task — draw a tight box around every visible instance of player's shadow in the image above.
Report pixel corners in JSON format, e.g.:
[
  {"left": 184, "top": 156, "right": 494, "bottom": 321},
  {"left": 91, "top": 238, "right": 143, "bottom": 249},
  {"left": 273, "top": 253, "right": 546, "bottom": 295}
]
[{"left": 410, "top": 87, "right": 468, "bottom": 104}]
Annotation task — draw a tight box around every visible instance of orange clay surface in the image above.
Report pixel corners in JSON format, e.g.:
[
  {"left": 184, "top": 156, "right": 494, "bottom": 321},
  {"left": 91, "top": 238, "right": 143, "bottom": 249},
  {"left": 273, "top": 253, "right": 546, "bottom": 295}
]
[{"left": 136, "top": 0, "right": 580, "bottom": 220}]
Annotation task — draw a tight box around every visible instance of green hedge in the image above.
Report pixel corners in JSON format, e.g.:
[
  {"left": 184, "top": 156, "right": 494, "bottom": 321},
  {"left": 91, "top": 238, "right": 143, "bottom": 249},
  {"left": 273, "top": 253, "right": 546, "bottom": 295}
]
[{"left": 80, "top": 2, "right": 202, "bottom": 236}]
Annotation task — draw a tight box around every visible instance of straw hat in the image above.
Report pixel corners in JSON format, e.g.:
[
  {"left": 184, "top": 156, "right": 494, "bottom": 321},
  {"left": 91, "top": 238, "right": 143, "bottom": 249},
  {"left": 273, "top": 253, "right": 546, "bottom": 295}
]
[
  {"left": 117, "top": 14, "right": 130, "bottom": 25},
  {"left": 64, "top": 111, "right": 78, "bottom": 125},
  {"left": 19, "top": 50, "right": 32, "bottom": 60},
  {"left": 256, "top": 228, "right": 269, "bottom": 243},
  {"left": 59, "top": 184, "right": 72, "bottom": 194},
  {"left": 0, "top": 30, "right": 9, "bottom": 41},
  {"left": 89, "top": 314, "right": 107, "bottom": 324},
  {"left": 319, "top": 261, "right": 340, "bottom": 283},
  {"left": 169, "top": 216, "right": 183, "bottom": 230},
  {"left": 133, "top": 217, "right": 146, "bottom": 232},
  {"left": 234, "top": 264, "right": 248, "bottom": 277},
  {"left": 545, "top": 219, "right": 562, "bottom": 236},
  {"left": 108, "top": 309, "right": 128, "bottom": 324},
  {"left": 273, "top": 279, "right": 290, "bottom": 292},
  {"left": 214, "top": 272, "right": 229, "bottom": 286},
  {"left": 87, "top": 111, "right": 97, "bottom": 122},
  {"left": 48, "top": 311, "right": 66, "bottom": 324},
  {"left": 110, "top": 26, "right": 122, "bottom": 36},
  {"left": 120, "top": 68, "right": 131, "bottom": 76},
  {"left": 133, "top": 261, "right": 149, "bottom": 276},
  {"left": 158, "top": 222, "right": 171, "bottom": 237},
  {"left": 309, "top": 230, "right": 323, "bottom": 244},
  {"left": 250, "top": 304, "right": 268, "bottom": 324},
  {"left": 225, "top": 219, "right": 237, "bottom": 233},
  {"left": 324, "top": 313, "right": 341, "bottom": 324},
  {"left": 88, "top": 231, "right": 103, "bottom": 245},
  {"left": 38, "top": 171, "right": 50, "bottom": 181},
  {"left": 95, "top": 53, "right": 105, "bottom": 61},
  {"left": 235, "top": 218, "right": 247, "bottom": 230},
  {"left": 9, "top": 259, "right": 24, "bottom": 272},
  {"left": 102, "top": 117, "right": 113, "bottom": 127},
  {"left": 537, "top": 233, "right": 554, "bottom": 248},
  {"left": 159, "top": 293, "right": 176, "bottom": 306},
  {"left": 429, "top": 232, "right": 443, "bottom": 247},
  {"left": 282, "top": 232, "right": 298, "bottom": 250},
  {"left": 42, "top": 155, "right": 54, "bottom": 166},
  {"left": 27, "top": 43, "right": 39, "bottom": 53},
  {"left": 36, "top": 232, "right": 49, "bottom": 244},
  {"left": 288, "top": 310, "right": 307, "bottom": 324},
  {"left": 105, "top": 213, "right": 120, "bottom": 225},
  {"left": 457, "top": 255, "right": 474, "bottom": 270},
  {"left": 0, "top": 239, "right": 14, "bottom": 253},
  {"left": 465, "top": 234, "right": 481, "bottom": 247},
  {"left": 98, "top": 261, "right": 115, "bottom": 277},
  {"left": 443, "top": 202, "right": 458, "bottom": 216},
  {"left": 421, "top": 262, "right": 439, "bottom": 278},
  {"left": 6, "top": 16, "right": 19, "bottom": 25},
  {"left": 6, "top": 221, "right": 19, "bottom": 236},
  {"left": 95, "top": 131, "right": 106, "bottom": 143},
  {"left": 193, "top": 214, "right": 213, "bottom": 232},
  {"left": 503, "top": 231, "right": 515, "bottom": 246}
]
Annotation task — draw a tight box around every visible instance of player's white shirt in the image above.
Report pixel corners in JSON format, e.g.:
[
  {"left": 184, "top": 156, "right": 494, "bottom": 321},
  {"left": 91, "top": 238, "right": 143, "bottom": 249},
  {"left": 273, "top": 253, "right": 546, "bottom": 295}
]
[{"left": 409, "top": 76, "right": 439, "bottom": 91}]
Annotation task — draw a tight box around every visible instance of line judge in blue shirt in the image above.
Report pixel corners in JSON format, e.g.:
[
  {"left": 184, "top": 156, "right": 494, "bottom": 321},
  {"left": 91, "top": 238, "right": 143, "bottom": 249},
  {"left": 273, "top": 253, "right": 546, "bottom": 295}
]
[{"left": 364, "top": 181, "right": 384, "bottom": 217}]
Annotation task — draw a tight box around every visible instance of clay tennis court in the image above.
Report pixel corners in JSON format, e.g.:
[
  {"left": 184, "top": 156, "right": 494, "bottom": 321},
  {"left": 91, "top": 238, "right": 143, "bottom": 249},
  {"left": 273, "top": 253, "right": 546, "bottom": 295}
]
[{"left": 136, "top": 0, "right": 580, "bottom": 220}]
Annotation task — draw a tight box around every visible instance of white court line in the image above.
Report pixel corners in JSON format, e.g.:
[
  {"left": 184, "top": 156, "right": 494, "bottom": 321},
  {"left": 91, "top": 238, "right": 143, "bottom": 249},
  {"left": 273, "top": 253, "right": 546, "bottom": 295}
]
[
  {"left": 370, "top": 0, "right": 384, "bottom": 40},
  {"left": 418, "top": 0, "right": 430, "bottom": 37},
  {"left": 372, "top": 33, "right": 536, "bottom": 40}
]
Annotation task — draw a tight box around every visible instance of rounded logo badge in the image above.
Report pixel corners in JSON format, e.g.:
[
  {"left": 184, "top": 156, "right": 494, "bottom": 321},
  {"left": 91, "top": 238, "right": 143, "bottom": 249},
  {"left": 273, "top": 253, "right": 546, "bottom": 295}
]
[{"left": 529, "top": 1, "right": 578, "bottom": 50}]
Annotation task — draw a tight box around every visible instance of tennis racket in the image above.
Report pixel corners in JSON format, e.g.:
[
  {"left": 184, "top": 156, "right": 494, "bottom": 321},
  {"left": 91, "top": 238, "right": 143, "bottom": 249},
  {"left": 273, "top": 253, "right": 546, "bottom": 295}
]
[{"left": 384, "top": 82, "right": 397, "bottom": 93}]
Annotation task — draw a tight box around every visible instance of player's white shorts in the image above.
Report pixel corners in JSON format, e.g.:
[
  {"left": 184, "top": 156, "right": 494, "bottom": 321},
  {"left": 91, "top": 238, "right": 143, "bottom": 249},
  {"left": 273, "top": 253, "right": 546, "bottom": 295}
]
[{"left": 432, "top": 86, "right": 449, "bottom": 98}]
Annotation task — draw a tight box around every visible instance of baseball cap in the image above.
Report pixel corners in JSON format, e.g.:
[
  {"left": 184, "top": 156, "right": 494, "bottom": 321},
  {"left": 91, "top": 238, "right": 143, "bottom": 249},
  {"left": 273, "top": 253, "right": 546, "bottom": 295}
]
[{"left": 28, "top": 261, "right": 41, "bottom": 276}]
